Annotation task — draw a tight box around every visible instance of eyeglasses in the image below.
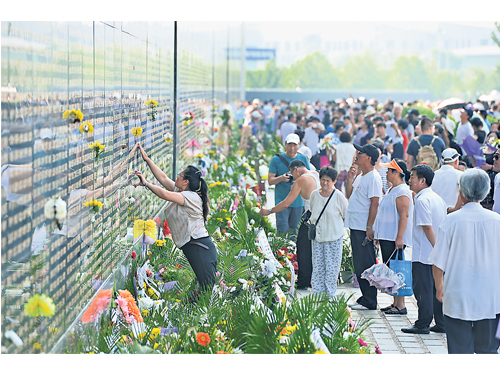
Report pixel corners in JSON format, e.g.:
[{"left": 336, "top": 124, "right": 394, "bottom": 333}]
[
  {"left": 177, "top": 172, "right": 185, "bottom": 178},
  {"left": 494, "top": 154, "right": 500, "bottom": 161}
]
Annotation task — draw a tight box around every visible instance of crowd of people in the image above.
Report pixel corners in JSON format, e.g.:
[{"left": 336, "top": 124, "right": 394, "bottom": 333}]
[{"left": 252, "top": 96, "right": 500, "bottom": 354}]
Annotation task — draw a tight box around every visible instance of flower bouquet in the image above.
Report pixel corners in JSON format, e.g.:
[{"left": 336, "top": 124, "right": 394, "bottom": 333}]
[
  {"left": 318, "top": 133, "right": 336, "bottom": 161},
  {"left": 89, "top": 141, "right": 105, "bottom": 183},
  {"left": 180, "top": 111, "right": 194, "bottom": 126},
  {"left": 44, "top": 197, "right": 67, "bottom": 230},
  {"left": 145, "top": 99, "right": 158, "bottom": 122},
  {"left": 84, "top": 199, "right": 104, "bottom": 222},
  {"left": 63, "top": 109, "right": 84, "bottom": 123},
  {"left": 133, "top": 219, "right": 157, "bottom": 258}
]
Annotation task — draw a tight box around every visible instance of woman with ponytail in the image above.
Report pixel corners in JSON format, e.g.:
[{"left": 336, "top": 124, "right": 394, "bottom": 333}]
[
  {"left": 373, "top": 158, "right": 413, "bottom": 315},
  {"left": 134, "top": 144, "right": 217, "bottom": 290}
]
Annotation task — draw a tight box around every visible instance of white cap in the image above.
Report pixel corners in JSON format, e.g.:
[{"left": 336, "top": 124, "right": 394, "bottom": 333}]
[
  {"left": 285, "top": 133, "right": 300, "bottom": 144},
  {"left": 252, "top": 98, "right": 260, "bottom": 105},
  {"left": 441, "top": 148, "right": 459, "bottom": 163}
]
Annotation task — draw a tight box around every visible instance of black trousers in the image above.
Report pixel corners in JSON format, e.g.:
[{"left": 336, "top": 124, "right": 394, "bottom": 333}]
[
  {"left": 181, "top": 236, "right": 218, "bottom": 291},
  {"left": 296, "top": 211, "right": 312, "bottom": 288},
  {"left": 350, "top": 229, "right": 378, "bottom": 310},
  {"left": 379, "top": 239, "right": 402, "bottom": 264},
  {"left": 444, "top": 314, "right": 500, "bottom": 354},
  {"left": 412, "top": 261, "right": 445, "bottom": 330}
]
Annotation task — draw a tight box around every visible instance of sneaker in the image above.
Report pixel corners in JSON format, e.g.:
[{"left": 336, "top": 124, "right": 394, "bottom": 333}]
[{"left": 349, "top": 302, "right": 369, "bottom": 310}]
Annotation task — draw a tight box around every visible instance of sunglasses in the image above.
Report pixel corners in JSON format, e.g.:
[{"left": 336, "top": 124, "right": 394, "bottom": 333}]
[{"left": 494, "top": 154, "right": 500, "bottom": 161}]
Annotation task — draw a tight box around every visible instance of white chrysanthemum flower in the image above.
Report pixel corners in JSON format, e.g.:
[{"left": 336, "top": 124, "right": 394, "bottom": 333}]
[{"left": 44, "top": 197, "right": 67, "bottom": 221}]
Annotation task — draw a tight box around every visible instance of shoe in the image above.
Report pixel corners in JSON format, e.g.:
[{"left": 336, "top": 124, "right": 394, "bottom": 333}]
[
  {"left": 380, "top": 304, "right": 395, "bottom": 312},
  {"left": 296, "top": 287, "right": 309, "bottom": 290},
  {"left": 350, "top": 302, "right": 369, "bottom": 310},
  {"left": 384, "top": 306, "right": 407, "bottom": 315},
  {"left": 429, "top": 325, "right": 446, "bottom": 333},
  {"left": 401, "top": 325, "right": 430, "bottom": 334}
]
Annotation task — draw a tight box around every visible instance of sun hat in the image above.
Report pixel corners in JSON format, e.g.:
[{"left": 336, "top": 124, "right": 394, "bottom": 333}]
[
  {"left": 380, "top": 159, "right": 403, "bottom": 173},
  {"left": 365, "top": 106, "right": 376, "bottom": 116}
]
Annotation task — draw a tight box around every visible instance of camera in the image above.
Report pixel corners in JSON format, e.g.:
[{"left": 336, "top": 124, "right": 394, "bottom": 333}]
[{"left": 285, "top": 173, "right": 293, "bottom": 182}]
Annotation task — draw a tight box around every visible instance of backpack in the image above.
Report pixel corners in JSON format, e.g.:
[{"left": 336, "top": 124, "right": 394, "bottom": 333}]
[{"left": 414, "top": 136, "right": 439, "bottom": 171}]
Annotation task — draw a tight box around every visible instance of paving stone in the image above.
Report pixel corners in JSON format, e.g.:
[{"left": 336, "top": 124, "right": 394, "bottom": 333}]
[
  {"left": 404, "top": 348, "right": 426, "bottom": 354},
  {"left": 399, "top": 341, "right": 421, "bottom": 348},
  {"left": 373, "top": 333, "right": 393, "bottom": 340},
  {"left": 380, "top": 350, "right": 402, "bottom": 354},
  {"left": 427, "top": 346, "right": 448, "bottom": 354}
]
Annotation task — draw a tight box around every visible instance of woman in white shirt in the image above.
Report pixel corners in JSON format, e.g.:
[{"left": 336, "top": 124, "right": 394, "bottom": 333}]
[
  {"left": 309, "top": 166, "right": 348, "bottom": 299},
  {"left": 135, "top": 144, "right": 217, "bottom": 290},
  {"left": 374, "top": 159, "right": 413, "bottom": 315}
]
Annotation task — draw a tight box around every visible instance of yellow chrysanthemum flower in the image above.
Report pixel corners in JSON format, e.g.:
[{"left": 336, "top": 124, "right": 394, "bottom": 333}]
[
  {"left": 213, "top": 163, "right": 218, "bottom": 170},
  {"left": 75, "top": 110, "right": 84, "bottom": 121},
  {"left": 315, "top": 350, "right": 327, "bottom": 354},
  {"left": 79, "top": 122, "right": 94, "bottom": 134},
  {"left": 62, "top": 110, "right": 71, "bottom": 119},
  {"left": 132, "top": 127, "right": 143, "bottom": 136},
  {"left": 24, "top": 294, "right": 56, "bottom": 317},
  {"left": 33, "top": 343, "right": 42, "bottom": 350}
]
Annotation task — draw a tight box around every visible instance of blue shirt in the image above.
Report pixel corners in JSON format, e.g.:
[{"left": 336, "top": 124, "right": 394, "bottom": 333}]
[{"left": 269, "top": 153, "right": 311, "bottom": 207}]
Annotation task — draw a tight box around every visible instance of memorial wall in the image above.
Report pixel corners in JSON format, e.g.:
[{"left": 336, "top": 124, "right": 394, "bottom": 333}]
[{"left": 1, "top": 21, "right": 242, "bottom": 353}]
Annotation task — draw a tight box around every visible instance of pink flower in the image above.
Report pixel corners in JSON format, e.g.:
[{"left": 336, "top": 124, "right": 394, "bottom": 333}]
[
  {"left": 348, "top": 317, "right": 356, "bottom": 330},
  {"left": 375, "top": 345, "right": 382, "bottom": 354},
  {"left": 131, "top": 252, "right": 137, "bottom": 260},
  {"left": 115, "top": 296, "right": 132, "bottom": 323},
  {"left": 358, "top": 338, "right": 368, "bottom": 347},
  {"left": 186, "top": 139, "right": 201, "bottom": 148}
]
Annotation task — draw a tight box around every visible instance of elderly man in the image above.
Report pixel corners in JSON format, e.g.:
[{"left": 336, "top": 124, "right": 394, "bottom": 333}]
[
  {"left": 345, "top": 143, "right": 383, "bottom": 310},
  {"left": 260, "top": 159, "right": 320, "bottom": 289},
  {"left": 430, "top": 169, "right": 500, "bottom": 353},
  {"left": 431, "top": 148, "right": 463, "bottom": 209},
  {"left": 268, "top": 133, "right": 311, "bottom": 239},
  {"left": 402, "top": 164, "right": 447, "bottom": 334}
]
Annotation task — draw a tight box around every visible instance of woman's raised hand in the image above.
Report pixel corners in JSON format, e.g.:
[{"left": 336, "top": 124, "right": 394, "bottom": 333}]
[
  {"left": 133, "top": 170, "right": 146, "bottom": 187},
  {"left": 138, "top": 143, "right": 149, "bottom": 161}
]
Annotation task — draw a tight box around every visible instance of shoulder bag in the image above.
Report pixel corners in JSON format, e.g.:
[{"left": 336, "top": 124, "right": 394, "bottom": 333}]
[{"left": 307, "top": 189, "right": 335, "bottom": 241}]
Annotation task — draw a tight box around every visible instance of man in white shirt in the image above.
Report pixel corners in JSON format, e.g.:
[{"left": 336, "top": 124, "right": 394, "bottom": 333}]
[
  {"left": 431, "top": 148, "right": 463, "bottom": 208},
  {"left": 430, "top": 169, "right": 500, "bottom": 353},
  {"left": 345, "top": 144, "right": 383, "bottom": 310},
  {"left": 493, "top": 151, "right": 500, "bottom": 215},
  {"left": 402, "top": 165, "right": 447, "bottom": 334},
  {"left": 455, "top": 108, "right": 474, "bottom": 147},
  {"left": 303, "top": 117, "right": 321, "bottom": 169},
  {"left": 279, "top": 112, "right": 297, "bottom": 144}
]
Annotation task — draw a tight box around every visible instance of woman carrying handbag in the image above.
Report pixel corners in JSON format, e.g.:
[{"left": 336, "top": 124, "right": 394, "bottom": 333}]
[{"left": 309, "top": 166, "right": 348, "bottom": 300}]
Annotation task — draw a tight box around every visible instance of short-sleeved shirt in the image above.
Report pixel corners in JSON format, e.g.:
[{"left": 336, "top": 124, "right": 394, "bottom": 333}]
[
  {"left": 374, "top": 183, "right": 413, "bottom": 246},
  {"left": 164, "top": 188, "right": 208, "bottom": 248},
  {"left": 269, "top": 153, "right": 311, "bottom": 207},
  {"left": 280, "top": 121, "right": 297, "bottom": 144},
  {"left": 406, "top": 135, "right": 446, "bottom": 165},
  {"left": 431, "top": 165, "right": 463, "bottom": 208},
  {"left": 429, "top": 202, "right": 500, "bottom": 320},
  {"left": 344, "top": 169, "right": 383, "bottom": 231},
  {"left": 412, "top": 187, "right": 447, "bottom": 265}
]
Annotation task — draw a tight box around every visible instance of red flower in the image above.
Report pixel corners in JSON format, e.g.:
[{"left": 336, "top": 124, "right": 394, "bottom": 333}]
[
  {"left": 131, "top": 251, "right": 137, "bottom": 260},
  {"left": 358, "top": 338, "right": 368, "bottom": 347},
  {"left": 278, "top": 251, "right": 283, "bottom": 257},
  {"left": 196, "top": 332, "right": 211, "bottom": 346},
  {"left": 375, "top": 345, "right": 382, "bottom": 354},
  {"left": 175, "top": 263, "right": 182, "bottom": 269},
  {"left": 281, "top": 247, "right": 288, "bottom": 251},
  {"left": 163, "top": 219, "right": 171, "bottom": 236},
  {"left": 146, "top": 270, "right": 153, "bottom": 278}
]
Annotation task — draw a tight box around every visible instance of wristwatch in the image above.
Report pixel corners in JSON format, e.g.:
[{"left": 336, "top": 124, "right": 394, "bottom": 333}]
[
  {"left": 269, "top": 207, "right": 273, "bottom": 213},
  {"left": 366, "top": 226, "right": 372, "bottom": 229}
]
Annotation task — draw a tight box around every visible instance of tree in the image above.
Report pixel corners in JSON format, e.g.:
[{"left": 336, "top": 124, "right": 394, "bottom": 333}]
[
  {"left": 281, "top": 52, "right": 339, "bottom": 89},
  {"left": 338, "top": 51, "right": 386, "bottom": 89},
  {"left": 246, "top": 58, "right": 285, "bottom": 89},
  {"left": 386, "top": 55, "right": 431, "bottom": 90}
]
